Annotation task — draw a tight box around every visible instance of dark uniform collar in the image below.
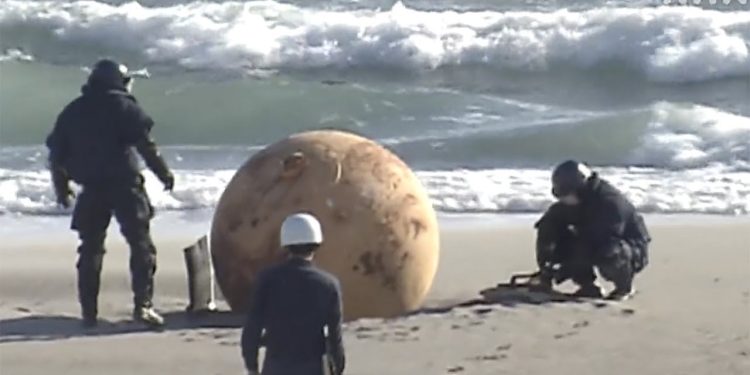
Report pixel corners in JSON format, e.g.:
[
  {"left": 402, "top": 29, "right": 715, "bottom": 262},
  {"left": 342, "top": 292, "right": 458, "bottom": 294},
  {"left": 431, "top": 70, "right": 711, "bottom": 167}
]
[
  {"left": 287, "top": 256, "right": 313, "bottom": 267},
  {"left": 81, "top": 82, "right": 132, "bottom": 98}
]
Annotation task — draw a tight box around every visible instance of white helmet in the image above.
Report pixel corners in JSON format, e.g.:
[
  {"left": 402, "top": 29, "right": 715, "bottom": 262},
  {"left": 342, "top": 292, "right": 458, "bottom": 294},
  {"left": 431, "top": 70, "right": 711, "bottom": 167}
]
[{"left": 280, "top": 213, "right": 323, "bottom": 247}]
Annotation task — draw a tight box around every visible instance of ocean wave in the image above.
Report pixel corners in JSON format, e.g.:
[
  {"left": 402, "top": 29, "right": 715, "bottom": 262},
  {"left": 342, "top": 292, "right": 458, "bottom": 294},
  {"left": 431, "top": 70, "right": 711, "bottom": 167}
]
[
  {"left": 1, "top": 1, "right": 749, "bottom": 82},
  {"left": 2, "top": 99, "right": 747, "bottom": 170},
  {"left": 0, "top": 168, "right": 236, "bottom": 215},
  {"left": 0, "top": 48, "right": 34, "bottom": 62},
  {"left": 631, "top": 102, "right": 750, "bottom": 168},
  {"left": 383, "top": 101, "right": 750, "bottom": 169},
  {"left": 2, "top": 164, "right": 748, "bottom": 216}
]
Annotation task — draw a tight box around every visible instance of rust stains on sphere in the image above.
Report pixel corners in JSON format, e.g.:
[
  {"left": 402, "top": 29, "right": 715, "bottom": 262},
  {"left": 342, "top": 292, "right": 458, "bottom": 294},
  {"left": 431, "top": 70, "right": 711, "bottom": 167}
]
[{"left": 210, "top": 130, "right": 440, "bottom": 321}]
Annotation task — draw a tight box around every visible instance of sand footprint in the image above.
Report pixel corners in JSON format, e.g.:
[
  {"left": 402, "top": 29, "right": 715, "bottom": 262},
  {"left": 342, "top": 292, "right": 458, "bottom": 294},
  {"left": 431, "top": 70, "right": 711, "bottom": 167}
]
[
  {"left": 212, "top": 332, "right": 232, "bottom": 339},
  {"left": 353, "top": 324, "right": 382, "bottom": 339},
  {"left": 553, "top": 320, "right": 590, "bottom": 339},
  {"left": 470, "top": 354, "right": 507, "bottom": 361},
  {"left": 472, "top": 307, "right": 494, "bottom": 315},
  {"left": 496, "top": 344, "right": 512, "bottom": 352},
  {"left": 553, "top": 331, "right": 578, "bottom": 339}
]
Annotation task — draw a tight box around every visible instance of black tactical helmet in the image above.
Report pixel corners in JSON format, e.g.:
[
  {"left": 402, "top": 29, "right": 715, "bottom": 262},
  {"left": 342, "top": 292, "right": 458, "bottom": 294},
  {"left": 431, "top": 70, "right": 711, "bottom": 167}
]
[
  {"left": 88, "top": 59, "right": 131, "bottom": 87},
  {"left": 551, "top": 160, "right": 592, "bottom": 198}
]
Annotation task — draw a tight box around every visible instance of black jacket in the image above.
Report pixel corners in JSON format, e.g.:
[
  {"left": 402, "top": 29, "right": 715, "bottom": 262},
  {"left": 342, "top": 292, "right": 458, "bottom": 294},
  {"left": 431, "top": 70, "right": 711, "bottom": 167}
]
[
  {"left": 242, "top": 257, "right": 346, "bottom": 374},
  {"left": 45, "top": 83, "right": 171, "bottom": 187},
  {"left": 576, "top": 174, "right": 650, "bottom": 259}
]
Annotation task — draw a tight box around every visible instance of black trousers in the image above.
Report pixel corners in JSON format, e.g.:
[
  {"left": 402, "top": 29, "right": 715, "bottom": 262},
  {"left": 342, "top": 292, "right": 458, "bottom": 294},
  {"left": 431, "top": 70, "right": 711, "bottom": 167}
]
[
  {"left": 261, "top": 358, "right": 324, "bottom": 375},
  {"left": 71, "top": 182, "right": 157, "bottom": 316},
  {"left": 536, "top": 205, "right": 638, "bottom": 290},
  {"left": 549, "top": 235, "right": 636, "bottom": 290},
  {"left": 536, "top": 223, "right": 645, "bottom": 289}
]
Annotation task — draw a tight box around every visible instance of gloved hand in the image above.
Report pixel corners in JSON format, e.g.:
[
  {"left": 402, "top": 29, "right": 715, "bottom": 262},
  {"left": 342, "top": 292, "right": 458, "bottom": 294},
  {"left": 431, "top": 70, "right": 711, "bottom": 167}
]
[
  {"left": 51, "top": 166, "right": 74, "bottom": 209},
  {"left": 535, "top": 266, "right": 554, "bottom": 292},
  {"left": 161, "top": 173, "right": 175, "bottom": 192},
  {"left": 56, "top": 188, "right": 75, "bottom": 209}
]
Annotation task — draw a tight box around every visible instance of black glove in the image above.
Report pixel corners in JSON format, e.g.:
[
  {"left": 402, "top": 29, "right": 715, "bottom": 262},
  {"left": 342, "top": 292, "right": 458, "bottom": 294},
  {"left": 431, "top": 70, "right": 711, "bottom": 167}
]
[
  {"left": 134, "top": 137, "right": 174, "bottom": 192},
  {"left": 161, "top": 172, "right": 175, "bottom": 192},
  {"left": 51, "top": 165, "right": 74, "bottom": 208},
  {"left": 56, "top": 189, "right": 74, "bottom": 209}
]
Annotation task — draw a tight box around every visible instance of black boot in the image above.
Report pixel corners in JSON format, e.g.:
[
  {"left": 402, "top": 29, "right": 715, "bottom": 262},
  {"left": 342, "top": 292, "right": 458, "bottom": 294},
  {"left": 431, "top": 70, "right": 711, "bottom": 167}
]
[
  {"left": 130, "top": 263, "right": 163, "bottom": 328},
  {"left": 531, "top": 269, "right": 554, "bottom": 293},
  {"left": 133, "top": 305, "right": 165, "bottom": 328},
  {"left": 127, "top": 236, "right": 161, "bottom": 328},
  {"left": 599, "top": 254, "right": 636, "bottom": 301},
  {"left": 77, "top": 252, "right": 103, "bottom": 328},
  {"left": 607, "top": 278, "right": 635, "bottom": 301},
  {"left": 130, "top": 255, "right": 163, "bottom": 328},
  {"left": 570, "top": 266, "right": 601, "bottom": 298},
  {"left": 81, "top": 311, "right": 98, "bottom": 328},
  {"left": 571, "top": 283, "right": 604, "bottom": 298},
  {"left": 79, "top": 287, "right": 99, "bottom": 328}
]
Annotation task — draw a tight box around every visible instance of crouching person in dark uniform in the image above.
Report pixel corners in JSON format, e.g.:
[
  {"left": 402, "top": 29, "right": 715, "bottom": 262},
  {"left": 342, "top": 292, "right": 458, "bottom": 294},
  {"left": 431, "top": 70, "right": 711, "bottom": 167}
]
[
  {"left": 534, "top": 160, "right": 651, "bottom": 301},
  {"left": 45, "top": 59, "right": 174, "bottom": 328},
  {"left": 242, "top": 213, "right": 346, "bottom": 375}
]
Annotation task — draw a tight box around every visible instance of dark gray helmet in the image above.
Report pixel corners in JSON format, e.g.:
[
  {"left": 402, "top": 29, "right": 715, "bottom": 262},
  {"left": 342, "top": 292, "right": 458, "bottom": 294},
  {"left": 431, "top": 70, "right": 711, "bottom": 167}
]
[
  {"left": 88, "top": 59, "right": 131, "bottom": 87},
  {"left": 551, "top": 160, "right": 592, "bottom": 198}
]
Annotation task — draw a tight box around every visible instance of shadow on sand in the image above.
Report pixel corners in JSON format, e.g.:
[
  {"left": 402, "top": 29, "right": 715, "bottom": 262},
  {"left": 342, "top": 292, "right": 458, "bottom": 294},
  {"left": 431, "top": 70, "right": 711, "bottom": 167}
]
[
  {"left": 1, "top": 285, "right": 618, "bottom": 343},
  {"left": 0, "top": 310, "right": 244, "bottom": 344},
  {"left": 412, "top": 283, "right": 608, "bottom": 316}
]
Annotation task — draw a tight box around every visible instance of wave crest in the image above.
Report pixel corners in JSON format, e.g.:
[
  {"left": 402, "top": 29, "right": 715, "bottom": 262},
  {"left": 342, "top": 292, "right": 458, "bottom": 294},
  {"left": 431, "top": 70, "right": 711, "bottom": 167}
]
[{"left": 1, "top": 1, "right": 748, "bottom": 82}]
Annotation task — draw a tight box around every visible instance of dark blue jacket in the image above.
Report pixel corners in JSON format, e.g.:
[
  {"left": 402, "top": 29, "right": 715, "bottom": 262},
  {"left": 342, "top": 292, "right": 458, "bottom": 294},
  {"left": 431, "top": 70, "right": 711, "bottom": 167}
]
[
  {"left": 577, "top": 174, "right": 651, "bottom": 263},
  {"left": 241, "top": 257, "right": 345, "bottom": 374},
  {"left": 45, "top": 83, "right": 171, "bottom": 187}
]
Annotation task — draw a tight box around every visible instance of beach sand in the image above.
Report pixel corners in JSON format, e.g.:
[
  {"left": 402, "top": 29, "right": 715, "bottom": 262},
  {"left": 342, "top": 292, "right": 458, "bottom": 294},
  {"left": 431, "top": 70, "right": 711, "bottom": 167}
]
[{"left": 1, "top": 216, "right": 749, "bottom": 375}]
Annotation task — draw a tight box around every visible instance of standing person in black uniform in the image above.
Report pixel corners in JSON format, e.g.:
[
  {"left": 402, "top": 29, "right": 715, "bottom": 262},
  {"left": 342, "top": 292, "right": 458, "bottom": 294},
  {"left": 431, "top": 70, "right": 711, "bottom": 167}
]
[
  {"left": 242, "top": 213, "right": 346, "bottom": 375},
  {"left": 46, "top": 59, "right": 174, "bottom": 328},
  {"left": 534, "top": 160, "right": 651, "bottom": 301}
]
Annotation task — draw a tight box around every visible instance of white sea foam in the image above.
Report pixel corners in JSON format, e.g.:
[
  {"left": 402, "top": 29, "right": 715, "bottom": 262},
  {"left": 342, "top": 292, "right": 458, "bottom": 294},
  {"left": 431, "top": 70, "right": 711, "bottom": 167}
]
[
  {"left": 630, "top": 102, "right": 750, "bottom": 168},
  {"left": 0, "top": 48, "right": 34, "bottom": 62},
  {"left": 382, "top": 102, "right": 750, "bottom": 170},
  {"left": 2, "top": 165, "right": 747, "bottom": 216},
  {"left": 417, "top": 166, "right": 750, "bottom": 215},
  {"left": 1, "top": 1, "right": 748, "bottom": 82},
  {"left": 2, "top": 101, "right": 747, "bottom": 216}
]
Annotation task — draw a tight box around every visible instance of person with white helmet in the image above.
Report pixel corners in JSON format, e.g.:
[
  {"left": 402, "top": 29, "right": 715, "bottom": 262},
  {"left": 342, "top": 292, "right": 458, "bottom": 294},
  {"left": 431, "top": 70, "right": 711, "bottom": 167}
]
[
  {"left": 534, "top": 160, "right": 651, "bottom": 301},
  {"left": 241, "top": 213, "right": 345, "bottom": 375},
  {"left": 46, "top": 59, "right": 174, "bottom": 328}
]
